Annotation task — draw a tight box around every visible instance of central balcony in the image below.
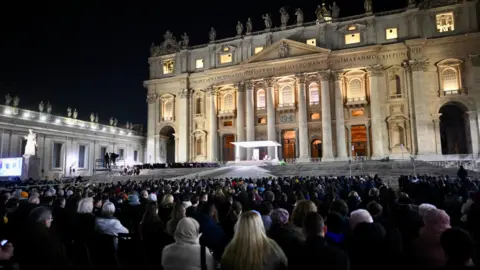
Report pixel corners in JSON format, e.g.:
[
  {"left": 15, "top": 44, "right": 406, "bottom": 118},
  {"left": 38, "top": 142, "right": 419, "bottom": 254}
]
[
  {"left": 218, "top": 109, "right": 236, "bottom": 119},
  {"left": 345, "top": 96, "right": 368, "bottom": 108},
  {"left": 277, "top": 103, "right": 296, "bottom": 113}
]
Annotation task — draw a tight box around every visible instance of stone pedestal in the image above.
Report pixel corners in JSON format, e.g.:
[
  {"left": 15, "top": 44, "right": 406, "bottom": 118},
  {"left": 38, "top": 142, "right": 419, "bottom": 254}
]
[{"left": 22, "top": 155, "right": 41, "bottom": 180}]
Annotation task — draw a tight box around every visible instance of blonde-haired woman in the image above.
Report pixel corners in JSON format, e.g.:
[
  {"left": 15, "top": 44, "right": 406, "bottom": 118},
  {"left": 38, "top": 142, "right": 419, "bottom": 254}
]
[
  {"left": 221, "top": 211, "right": 287, "bottom": 270},
  {"left": 291, "top": 200, "right": 317, "bottom": 241}
]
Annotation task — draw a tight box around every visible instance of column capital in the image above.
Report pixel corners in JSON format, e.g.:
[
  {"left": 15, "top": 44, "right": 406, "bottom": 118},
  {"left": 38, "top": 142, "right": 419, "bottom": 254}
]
[
  {"left": 469, "top": 54, "right": 480, "bottom": 67},
  {"left": 177, "top": 88, "right": 191, "bottom": 99},
  {"left": 206, "top": 87, "right": 219, "bottom": 96},
  {"left": 146, "top": 94, "right": 158, "bottom": 104},
  {"left": 235, "top": 82, "right": 246, "bottom": 92},
  {"left": 295, "top": 73, "right": 307, "bottom": 84},
  {"left": 332, "top": 70, "right": 345, "bottom": 81},
  {"left": 318, "top": 70, "right": 331, "bottom": 81},
  {"left": 366, "top": 64, "right": 385, "bottom": 76},
  {"left": 264, "top": 77, "right": 276, "bottom": 87},
  {"left": 408, "top": 59, "right": 430, "bottom": 72},
  {"left": 243, "top": 80, "right": 254, "bottom": 89},
  {"left": 466, "top": 111, "right": 477, "bottom": 119}
]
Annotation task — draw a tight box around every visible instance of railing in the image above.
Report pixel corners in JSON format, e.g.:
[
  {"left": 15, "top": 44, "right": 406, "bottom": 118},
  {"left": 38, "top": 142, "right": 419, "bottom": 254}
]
[
  {"left": 347, "top": 97, "right": 367, "bottom": 103},
  {"left": 444, "top": 89, "right": 464, "bottom": 96},
  {"left": 309, "top": 101, "right": 320, "bottom": 106},
  {"left": 277, "top": 103, "right": 295, "bottom": 109},
  {"left": 218, "top": 110, "right": 236, "bottom": 116}
]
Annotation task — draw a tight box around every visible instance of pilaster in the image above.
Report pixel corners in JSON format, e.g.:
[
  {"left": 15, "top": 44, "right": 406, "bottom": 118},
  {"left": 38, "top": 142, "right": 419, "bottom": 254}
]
[
  {"left": 366, "top": 64, "right": 385, "bottom": 158},
  {"left": 235, "top": 82, "right": 246, "bottom": 161},
  {"left": 333, "top": 71, "right": 348, "bottom": 159},
  {"left": 245, "top": 81, "right": 255, "bottom": 160},
  {"left": 177, "top": 89, "right": 190, "bottom": 162},
  {"left": 265, "top": 77, "right": 277, "bottom": 158},
  {"left": 146, "top": 92, "right": 157, "bottom": 164},
  {"left": 432, "top": 113, "right": 442, "bottom": 155},
  {"left": 207, "top": 87, "right": 219, "bottom": 162},
  {"left": 296, "top": 74, "right": 310, "bottom": 162},
  {"left": 319, "top": 71, "right": 333, "bottom": 160},
  {"left": 466, "top": 111, "right": 479, "bottom": 156}
]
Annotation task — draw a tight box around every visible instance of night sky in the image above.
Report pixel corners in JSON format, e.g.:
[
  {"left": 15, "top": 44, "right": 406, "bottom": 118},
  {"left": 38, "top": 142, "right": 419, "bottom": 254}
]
[{"left": 0, "top": 0, "right": 404, "bottom": 129}]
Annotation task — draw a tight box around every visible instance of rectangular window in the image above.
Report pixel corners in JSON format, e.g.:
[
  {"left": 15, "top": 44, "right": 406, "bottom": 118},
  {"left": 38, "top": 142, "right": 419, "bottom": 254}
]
[
  {"left": 257, "top": 117, "right": 267, "bottom": 124},
  {"left": 254, "top": 47, "right": 263, "bottom": 54},
  {"left": 351, "top": 109, "right": 365, "bottom": 117},
  {"left": 310, "top": 113, "right": 321, "bottom": 120},
  {"left": 52, "top": 143, "right": 63, "bottom": 168},
  {"left": 220, "top": 53, "right": 232, "bottom": 64},
  {"left": 386, "top": 28, "right": 398, "bottom": 40},
  {"left": 306, "top": 38, "right": 317, "bottom": 46},
  {"left": 436, "top": 12, "right": 454, "bottom": 33},
  {"left": 78, "top": 145, "right": 86, "bottom": 168},
  {"left": 119, "top": 149, "right": 124, "bottom": 159},
  {"left": 134, "top": 150, "right": 138, "bottom": 162},
  {"left": 163, "top": 59, "right": 175, "bottom": 74},
  {"left": 223, "top": 121, "right": 233, "bottom": 127},
  {"left": 345, "top": 33, "right": 361, "bottom": 44},
  {"left": 195, "top": 59, "right": 204, "bottom": 69}
]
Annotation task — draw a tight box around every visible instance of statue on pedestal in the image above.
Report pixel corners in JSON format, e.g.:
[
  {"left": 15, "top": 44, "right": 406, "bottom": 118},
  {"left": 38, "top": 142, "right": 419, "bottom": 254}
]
[
  {"left": 114, "top": 118, "right": 118, "bottom": 127},
  {"left": 331, "top": 2, "right": 340, "bottom": 19},
  {"left": 95, "top": 113, "right": 99, "bottom": 123},
  {"left": 38, "top": 101, "right": 44, "bottom": 112},
  {"left": 279, "top": 7, "right": 289, "bottom": 28},
  {"left": 126, "top": 122, "right": 130, "bottom": 129},
  {"left": 262, "top": 14, "right": 272, "bottom": 29},
  {"left": 315, "top": 5, "right": 323, "bottom": 21},
  {"left": 109, "top": 117, "right": 114, "bottom": 126},
  {"left": 90, "top": 113, "right": 95, "bottom": 122},
  {"left": 364, "top": 0, "right": 373, "bottom": 14},
  {"left": 13, "top": 96, "right": 19, "bottom": 107},
  {"left": 209, "top": 27, "right": 216, "bottom": 43},
  {"left": 4, "top": 94, "right": 11, "bottom": 106},
  {"left": 236, "top": 21, "right": 244, "bottom": 36},
  {"left": 67, "top": 107, "right": 72, "bottom": 118},
  {"left": 24, "top": 129, "right": 37, "bottom": 156},
  {"left": 181, "top": 33, "right": 189, "bottom": 48},
  {"left": 73, "top": 109, "right": 78, "bottom": 119},
  {"left": 46, "top": 102, "right": 52, "bottom": 114},
  {"left": 295, "top": 8, "right": 304, "bottom": 25},
  {"left": 246, "top": 18, "right": 252, "bottom": 34}
]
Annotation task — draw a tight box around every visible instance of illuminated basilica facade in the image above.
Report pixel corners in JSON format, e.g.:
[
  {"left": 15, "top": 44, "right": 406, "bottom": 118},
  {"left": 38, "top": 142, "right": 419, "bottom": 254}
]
[{"left": 145, "top": 0, "right": 480, "bottom": 163}]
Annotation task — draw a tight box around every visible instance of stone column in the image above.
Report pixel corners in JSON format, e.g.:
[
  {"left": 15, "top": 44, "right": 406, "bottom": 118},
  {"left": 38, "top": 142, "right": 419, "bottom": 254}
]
[
  {"left": 366, "top": 65, "right": 385, "bottom": 159},
  {"left": 207, "top": 87, "right": 219, "bottom": 162},
  {"left": 277, "top": 130, "right": 283, "bottom": 160},
  {"left": 177, "top": 89, "right": 190, "bottom": 162},
  {"left": 466, "top": 111, "right": 480, "bottom": 156},
  {"left": 265, "top": 78, "right": 277, "bottom": 157},
  {"left": 333, "top": 71, "right": 348, "bottom": 159},
  {"left": 319, "top": 71, "right": 334, "bottom": 160},
  {"left": 366, "top": 123, "right": 371, "bottom": 157},
  {"left": 296, "top": 74, "right": 310, "bottom": 162},
  {"left": 235, "top": 82, "right": 246, "bottom": 161},
  {"left": 432, "top": 114, "right": 442, "bottom": 155},
  {"left": 346, "top": 126, "right": 352, "bottom": 157},
  {"left": 146, "top": 93, "right": 157, "bottom": 164},
  {"left": 245, "top": 81, "right": 255, "bottom": 160},
  {"left": 295, "top": 128, "right": 300, "bottom": 158}
]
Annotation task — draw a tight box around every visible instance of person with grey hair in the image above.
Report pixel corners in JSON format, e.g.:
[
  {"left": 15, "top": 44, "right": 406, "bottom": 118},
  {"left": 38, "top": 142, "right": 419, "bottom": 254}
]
[{"left": 95, "top": 202, "right": 129, "bottom": 236}]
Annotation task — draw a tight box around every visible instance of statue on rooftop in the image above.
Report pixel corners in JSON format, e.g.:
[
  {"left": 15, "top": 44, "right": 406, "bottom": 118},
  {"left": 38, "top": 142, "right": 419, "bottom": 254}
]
[
  {"left": 38, "top": 101, "right": 44, "bottom": 112},
  {"left": 46, "top": 102, "right": 52, "bottom": 114},
  {"left": 114, "top": 118, "right": 118, "bottom": 127},
  {"left": 246, "top": 18, "right": 252, "bottom": 34},
  {"left": 408, "top": 0, "right": 416, "bottom": 7},
  {"left": 151, "top": 30, "right": 181, "bottom": 57},
  {"left": 95, "top": 113, "right": 99, "bottom": 123},
  {"left": 209, "top": 27, "right": 216, "bottom": 43},
  {"left": 295, "top": 8, "right": 304, "bottom": 26},
  {"left": 315, "top": 5, "right": 323, "bottom": 21},
  {"left": 67, "top": 107, "right": 72, "bottom": 118},
  {"left": 236, "top": 21, "right": 244, "bottom": 36},
  {"left": 13, "top": 96, "right": 19, "bottom": 107},
  {"left": 321, "top": 2, "right": 332, "bottom": 21},
  {"left": 73, "top": 109, "right": 78, "bottom": 119},
  {"left": 109, "top": 117, "right": 114, "bottom": 126},
  {"left": 90, "top": 112, "right": 95, "bottom": 122},
  {"left": 262, "top": 14, "right": 272, "bottom": 30},
  {"left": 364, "top": 0, "right": 373, "bottom": 14},
  {"left": 279, "top": 7, "right": 289, "bottom": 29},
  {"left": 181, "top": 32, "right": 189, "bottom": 48},
  {"left": 4, "top": 94, "right": 11, "bottom": 106},
  {"left": 331, "top": 2, "right": 340, "bottom": 19}
]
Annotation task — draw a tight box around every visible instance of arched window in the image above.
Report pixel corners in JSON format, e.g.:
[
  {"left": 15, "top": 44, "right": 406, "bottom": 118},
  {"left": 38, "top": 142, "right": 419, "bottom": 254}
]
[
  {"left": 195, "top": 97, "right": 202, "bottom": 115},
  {"left": 348, "top": 78, "right": 363, "bottom": 98},
  {"left": 442, "top": 68, "right": 459, "bottom": 91},
  {"left": 164, "top": 101, "right": 173, "bottom": 119},
  {"left": 196, "top": 138, "right": 202, "bottom": 155},
  {"left": 281, "top": 85, "right": 294, "bottom": 105},
  {"left": 223, "top": 94, "right": 234, "bottom": 111},
  {"left": 309, "top": 83, "right": 319, "bottom": 105},
  {"left": 257, "top": 89, "right": 266, "bottom": 109}
]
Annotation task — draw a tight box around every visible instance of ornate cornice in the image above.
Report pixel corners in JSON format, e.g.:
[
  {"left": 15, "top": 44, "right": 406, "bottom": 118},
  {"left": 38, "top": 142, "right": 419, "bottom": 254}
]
[
  {"left": 408, "top": 59, "right": 429, "bottom": 72},
  {"left": 366, "top": 64, "right": 385, "bottom": 76},
  {"left": 295, "top": 73, "right": 306, "bottom": 84},
  {"left": 318, "top": 70, "right": 331, "bottom": 81},
  {"left": 146, "top": 94, "right": 158, "bottom": 104}
]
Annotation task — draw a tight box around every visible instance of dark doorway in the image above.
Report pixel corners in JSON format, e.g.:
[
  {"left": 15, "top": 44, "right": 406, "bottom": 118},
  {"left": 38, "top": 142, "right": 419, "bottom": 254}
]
[
  {"left": 282, "top": 130, "right": 296, "bottom": 160},
  {"left": 440, "top": 104, "right": 468, "bottom": 154},
  {"left": 160, "top": 126, "right": 175, "bottom": 163},
  {"left": 223, "top": 134, "right": 235, "bottom": 162},
  {"left": 311, "top": 140, "right": 322, "bottom": 159},
  {"left": 351, "top": 125, "right": 367, "bottom": 157}
]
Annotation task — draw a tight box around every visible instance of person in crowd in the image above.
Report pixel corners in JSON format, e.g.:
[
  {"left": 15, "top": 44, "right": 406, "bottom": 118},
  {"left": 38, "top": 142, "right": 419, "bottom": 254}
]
[
  {"left": 222, "top": 201, "right": 242, "bottom": 240},
  {"left": 325, "top": 211, "right": 348, "bottom": 250},
  {"left": 440, "top": 228, "right": 476, "bottom": 269},
  {"left": 196, "top": 202, "right": 227, "bottom": 260},
  {"left": 166, "top": 203, "right": 186, "bottom": 236},
  {"left": 260, "top": 201, "right": 273, "bottom": 232},
  {"left": 159, "top": 194, "right": 175, "bottom": 222},
  {"left": 95, "top": 202, "right": 129, "bottom": 236},
  {"left": 221, "top": 211, "right": 287, "bottom": 270},
  {"left": 72, "top": 197, "right": 96, "bottom": 244},
  {"left": 268, "top": 208, "right": 298, "bottom": 260},
  {"left": 290, "top": 200, "right": 317, "bottom": 241}
]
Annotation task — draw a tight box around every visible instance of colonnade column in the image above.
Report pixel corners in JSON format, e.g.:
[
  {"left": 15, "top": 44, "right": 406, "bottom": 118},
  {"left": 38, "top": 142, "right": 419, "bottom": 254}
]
[
  {"left": 367, "top": 65, "right": 385, "bottom": 159},
  {"left": 296, "top": 74, "right": 310, "bottom": 162},
  {"left": 466, "top": 111, "right": 480, "bottom": 156},
  {"left": 265, "top": 78, "right": 277, "bottom": 158},
  {"left": 146, "top": 92, "right": 157, "bottom": 164},
  {"left": 319, "top": 71, "right": 334, "bottom": 160},
  {"left": 235, "top": 83, "right": 246, "bottom": 161},
  {"left": 177, "top": 89, "right": 190, "bottom": 162},
  {"left": 245, "top": 81, "right": 255, "bottom": 160},
  {"left": 432, "top": 114, "right": 442, "bottom": 155},
  {"left": 207, "top": 87, "right": 219, "bottom": 162},
  {"left": 333, "top": 71, "right": 348, "bottom": 159}
]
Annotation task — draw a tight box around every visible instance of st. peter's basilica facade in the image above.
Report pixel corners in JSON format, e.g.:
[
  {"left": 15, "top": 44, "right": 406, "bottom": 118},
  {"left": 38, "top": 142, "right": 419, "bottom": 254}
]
[{"left": 145, "top": 0, "right": 480, "bottom": 163}]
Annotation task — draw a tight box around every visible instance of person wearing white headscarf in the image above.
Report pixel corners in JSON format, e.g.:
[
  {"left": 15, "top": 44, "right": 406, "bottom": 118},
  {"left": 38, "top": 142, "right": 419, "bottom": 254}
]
[{"left": 162, "top": 217, "right": 216, "bottom": 270}]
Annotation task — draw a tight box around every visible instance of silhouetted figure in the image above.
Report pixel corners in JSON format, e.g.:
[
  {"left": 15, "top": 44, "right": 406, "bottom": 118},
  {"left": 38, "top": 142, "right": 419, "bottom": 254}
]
[{"left": 104, "top": 152, "right": 110, "bottom": 169}]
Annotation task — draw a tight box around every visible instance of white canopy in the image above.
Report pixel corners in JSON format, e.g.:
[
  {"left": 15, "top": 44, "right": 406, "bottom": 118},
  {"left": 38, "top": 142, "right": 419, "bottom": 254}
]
[{"left": 231, "top": 140, "right": 281, "bottom": 148}]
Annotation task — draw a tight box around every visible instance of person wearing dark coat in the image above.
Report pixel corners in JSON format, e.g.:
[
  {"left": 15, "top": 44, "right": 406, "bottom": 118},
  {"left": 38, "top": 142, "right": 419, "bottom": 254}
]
[
  {"left": 195, "top": 202, "right": 228, "bottom": 261},
  {"left": 268, "top": 208, "right": 300, "bottom": 261}
]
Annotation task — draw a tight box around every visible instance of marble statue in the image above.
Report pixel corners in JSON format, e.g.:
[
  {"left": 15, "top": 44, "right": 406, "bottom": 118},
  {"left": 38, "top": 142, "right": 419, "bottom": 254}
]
[
  {"left": 73, "top": 109, "right": 78, "bottom": 119},
  {"left": 181, "top": 32, "right": 189, "bottom": 48},
  {"left": 278, "top": 42, "right": 289, "bottom": 58},
  {"left": 279, "top": 7, "right": 289, "bottom": 28},
  {"left": 67, "top": 107, "right": 72, "bottom": 118},
  {"left": 126, "top": 122, "right": 130, "bottom": 129},
  {"left": 331, "top": 2, "right": 340, "bottom": 19},
  {"left": 114, "top": 118, "right": 118, "bottom": 127},
  {"left": 209, "top": 27, "right": 216, "bottom": 42},
  {"left": 320, "top": 2, "right": 332, "bottom": 21},
  {"left": 246, "top": 18, "right": 252, "bottom": 34},
  {"left": 4, "top": 94, "right": 11, "bottom": 106},
  {"left": 95, "top": 113, "right": 99, "bottom": 123},
  {"left": 266, "top": 34, "right": 273, "bottom": 45},
  {"left": 150, "top": 43, "right": 160, "bottom": 57},
  {"left": 24, "top": 129, "right": 37, "bottom": 156},
  {"left": 109, "top": 117, "right": 114, "bottom": 126},
  {"left": 236, "top": 21, "right": 244, "bottom": 36},
  {"left": 38, "top": 101, "right": 44, "bottom": 112},
  {"left": 364, "top": 0, "right": 373, "bottom": 13},
  {"left": 46, "top": 102, "right": 52, "bottom": 114},
  {"left": 262, "top": 14, "right": 272, "bottom": 29},
  {"left": 90, "top": 113, "right": 95, "bottom": 122},
  {"left": 295, "top": 8, "right": 304, "bottom": 25},
  {"left": 13, "top": 96, "right": 19, "bottom": 107},
  {"left": 408, "top": 0, "right": 416, "bottom": 6},
  {"left": 315, "top": 5, "right": 323, "bottom": 21}
]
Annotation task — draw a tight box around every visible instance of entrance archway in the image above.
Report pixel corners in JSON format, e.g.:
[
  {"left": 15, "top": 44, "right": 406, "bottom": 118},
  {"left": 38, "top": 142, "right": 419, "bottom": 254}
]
[
  {"left": 282, "top": 130, "right": 296, "bottom": 160},
  {"left": 311, "top": 139, "right": 322, "bottom": 159},
  {"left": 351, "top": 125, "right": 367, "bottom": 157},
  {"left": 160, "top": 126, "right": 175, "bottom": 163},
  {"left": 223, "top": 134, "right": 235, "bottom": 162},
  {"left": 440, "top": 103, "right": 468, "bottom": 154}
]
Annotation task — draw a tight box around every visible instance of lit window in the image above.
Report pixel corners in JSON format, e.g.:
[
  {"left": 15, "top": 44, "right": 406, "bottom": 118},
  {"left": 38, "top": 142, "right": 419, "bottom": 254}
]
[
  {"left": 386, "top": 28, "right": 398, "bottom": 40},
  {"left": 348, "top": 78, "right": 363, "bottom": 98},
  {"left": 223, "top": 121, "right": 233, "bottom": 127},
  {"left": 345, "top": 33, "right": 361, "bottom": 44},
  {"left": 257, "top": 89, "right": 266, "bottom": 108},
  {"left": 310, "top": 113, "right": 321, "bottom": 120},
  {"left": 348, "top": 25, "right": 357, "bottom": 31},
  {"left": 281, "top": 86, "right": 294, "bottom": 105},
  {"left": 309, "top": 84, "right": 320, "bottom": 105},
  {"left": 258, "top": 117, "right": 267, "bottom": 124},
  {"left": 223, "top": 47, "right": 230, "bottom": 52},
  {"left": 254, "top": 47, "right": 264, "bottom": 54},
  {"left": 223, "top": 94, "right": 234, "bottom": 111},
  {"left": 220, "top": 53, "right": 232, "bottom": 64},
  {"left": 306, "top": 39, "right": 317, "bottom": 46},
  {"left": 351, "top": 109, "right": 364, "bottom": 117},
  {"left": 436, "top": 12, "right": 454, "bottom": 33},
  {"left": 195, "top": 59, "right": 204, "bottom": 69},
  {"left": 163, "top": 59, "right": 175, "bottom": 74},
  {"left": 442, "top": 68, "right": 459, "bottom": 91}
]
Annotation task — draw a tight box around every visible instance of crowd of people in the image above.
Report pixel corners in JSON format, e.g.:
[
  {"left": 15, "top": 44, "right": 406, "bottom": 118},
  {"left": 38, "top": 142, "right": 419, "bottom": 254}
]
[
  {"left": 137, "top": 162, "right": 221, "bottom": 170},
  {"left": 0, "top": 172, "right": 478, "bottom": 270}
]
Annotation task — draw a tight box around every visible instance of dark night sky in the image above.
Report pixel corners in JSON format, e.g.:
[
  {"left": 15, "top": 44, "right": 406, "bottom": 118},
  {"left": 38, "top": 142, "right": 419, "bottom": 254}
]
[{"left": 0, "top": 0, "right": 404, "bottom": 128}]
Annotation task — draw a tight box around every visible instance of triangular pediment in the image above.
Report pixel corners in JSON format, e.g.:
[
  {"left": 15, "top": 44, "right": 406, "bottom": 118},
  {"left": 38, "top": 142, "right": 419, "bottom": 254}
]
[{"left": 243, "top": 39, "right": 331, "bottom": 64}]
